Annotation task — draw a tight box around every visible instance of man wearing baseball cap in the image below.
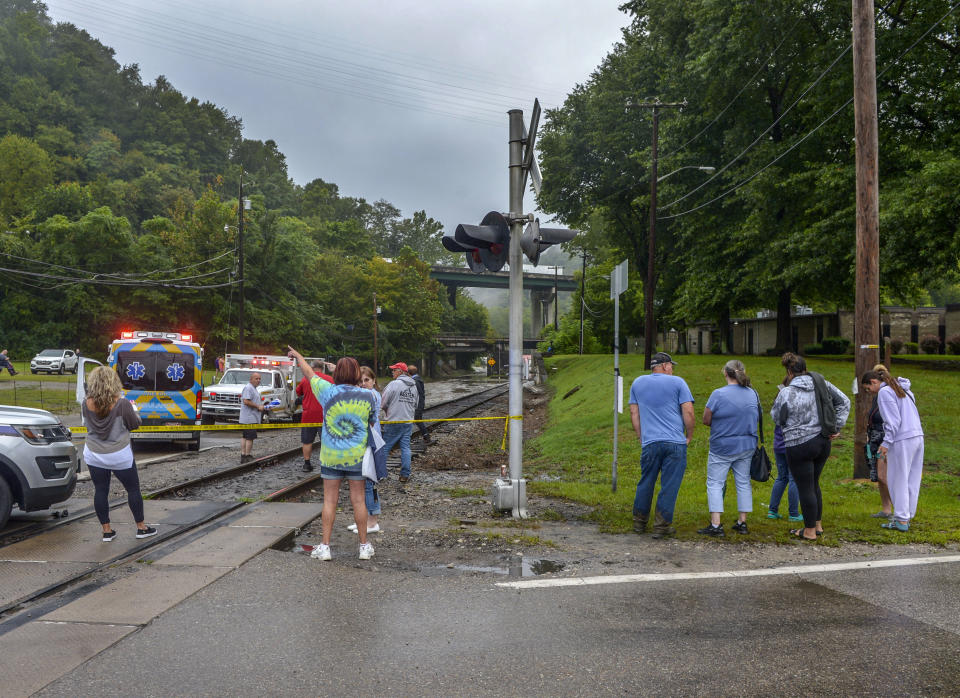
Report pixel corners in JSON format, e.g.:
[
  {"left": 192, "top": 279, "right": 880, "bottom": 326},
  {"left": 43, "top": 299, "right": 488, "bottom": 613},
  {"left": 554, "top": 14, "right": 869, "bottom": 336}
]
[
  {"left": 381, "top": 362, "right": 418, "bottom": 482},
  {"left": 628, "top": 352, "right": 695, "bottom": 538}
]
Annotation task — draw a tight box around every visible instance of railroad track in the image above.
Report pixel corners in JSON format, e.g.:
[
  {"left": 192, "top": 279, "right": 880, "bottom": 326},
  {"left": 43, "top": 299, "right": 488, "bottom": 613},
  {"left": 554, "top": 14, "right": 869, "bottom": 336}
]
[{"left": 0, "top": 380, "right": 510, "bottom": 615}]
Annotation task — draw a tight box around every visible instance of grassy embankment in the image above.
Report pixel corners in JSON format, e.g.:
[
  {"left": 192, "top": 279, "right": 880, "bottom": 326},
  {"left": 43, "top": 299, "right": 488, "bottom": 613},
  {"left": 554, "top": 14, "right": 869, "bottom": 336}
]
[{"left": 527, "top": 354, "right": 960, "bottom": 546}]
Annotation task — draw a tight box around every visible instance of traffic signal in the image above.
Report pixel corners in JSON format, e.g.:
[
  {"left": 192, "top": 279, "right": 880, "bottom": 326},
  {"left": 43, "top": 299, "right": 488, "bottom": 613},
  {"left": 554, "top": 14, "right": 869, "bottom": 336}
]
[{"left": 520, "top": 218, "right": 578, "bottom": 266}]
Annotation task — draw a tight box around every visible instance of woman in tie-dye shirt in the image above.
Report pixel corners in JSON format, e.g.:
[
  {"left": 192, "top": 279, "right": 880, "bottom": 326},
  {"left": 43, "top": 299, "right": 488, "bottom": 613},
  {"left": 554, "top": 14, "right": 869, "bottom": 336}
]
[{"left": 287, "top": 347, "right": 377, "bottom": 562}]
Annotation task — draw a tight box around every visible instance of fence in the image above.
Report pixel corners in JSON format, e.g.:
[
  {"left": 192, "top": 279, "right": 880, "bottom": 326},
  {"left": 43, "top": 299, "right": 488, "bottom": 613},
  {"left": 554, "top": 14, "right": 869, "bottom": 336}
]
[{"left": 0, "top": 361, "right": 77, "bottom": 414}]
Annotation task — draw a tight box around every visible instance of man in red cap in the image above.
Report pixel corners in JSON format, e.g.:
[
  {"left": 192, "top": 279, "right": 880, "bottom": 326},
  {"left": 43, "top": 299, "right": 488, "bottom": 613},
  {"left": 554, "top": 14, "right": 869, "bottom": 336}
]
[{"left": 381, "top": 361, "right": 417, "bottom": 482}]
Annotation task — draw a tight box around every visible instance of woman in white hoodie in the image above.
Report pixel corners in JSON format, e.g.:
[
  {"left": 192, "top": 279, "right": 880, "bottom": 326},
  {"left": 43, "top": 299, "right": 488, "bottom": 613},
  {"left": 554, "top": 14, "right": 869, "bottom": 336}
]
[{"left": 861, "top": 366, "right": 923, "bottom": 532}]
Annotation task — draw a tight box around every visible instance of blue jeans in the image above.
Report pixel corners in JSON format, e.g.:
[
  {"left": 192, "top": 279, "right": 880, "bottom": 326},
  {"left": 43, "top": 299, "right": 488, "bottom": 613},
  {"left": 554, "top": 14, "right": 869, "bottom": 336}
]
[
  {"left": 381, "top": 423, "right": 413, "bottom": 478},
  {"left": 706, "top": 449, "right": 753, "bottom": 513},
  {"left": 633, "top": 441, "right": 687, "bottom": 524},
  {"left": 768, "top": 451, "right": 799, "bottom": 517},
  {"left": 365, "top": 479, "right": 381, "bottom": 516}
]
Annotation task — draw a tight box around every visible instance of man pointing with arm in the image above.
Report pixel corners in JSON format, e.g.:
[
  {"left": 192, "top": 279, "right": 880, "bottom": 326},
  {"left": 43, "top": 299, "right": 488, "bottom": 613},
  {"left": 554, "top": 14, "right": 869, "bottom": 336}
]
[{"left": 628, "top": 352, "right": 695, "bottom": 538}]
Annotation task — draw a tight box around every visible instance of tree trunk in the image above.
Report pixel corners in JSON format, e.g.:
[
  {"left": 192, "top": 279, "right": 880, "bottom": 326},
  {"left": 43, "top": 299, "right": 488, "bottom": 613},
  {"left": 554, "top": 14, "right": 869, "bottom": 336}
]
[
  {"left": 775, "top": 287, "right": 792, "bottom": 353},
  {"left": 718, "top": 306, "right": 731, "bottom": 354}
]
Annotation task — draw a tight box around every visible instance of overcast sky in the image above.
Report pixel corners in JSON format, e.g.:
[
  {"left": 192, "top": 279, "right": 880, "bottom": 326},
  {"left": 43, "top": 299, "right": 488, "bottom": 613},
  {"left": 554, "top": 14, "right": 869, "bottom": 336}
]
[{"left": 44, "top": 0, "right": 628, "bottom": 234}]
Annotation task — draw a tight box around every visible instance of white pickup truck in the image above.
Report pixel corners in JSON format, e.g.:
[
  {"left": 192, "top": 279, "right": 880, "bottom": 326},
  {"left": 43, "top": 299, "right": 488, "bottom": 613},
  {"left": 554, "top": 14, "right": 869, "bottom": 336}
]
[{"left": 199, "top": 353, "right": 322, "bottom": 425}]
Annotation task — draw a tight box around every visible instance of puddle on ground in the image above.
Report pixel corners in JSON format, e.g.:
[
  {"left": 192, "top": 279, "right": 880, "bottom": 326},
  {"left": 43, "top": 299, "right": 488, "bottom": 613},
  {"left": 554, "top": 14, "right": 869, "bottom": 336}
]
[{"left": 421, "top": 556, "right": 565, "bottom": 578}]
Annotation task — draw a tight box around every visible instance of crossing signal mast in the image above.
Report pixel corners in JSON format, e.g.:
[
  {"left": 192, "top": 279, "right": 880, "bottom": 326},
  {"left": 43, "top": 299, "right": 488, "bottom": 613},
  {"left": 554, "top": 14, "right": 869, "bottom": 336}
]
[{"left": 446, "top": 99, "right": 578, "bottom": 518}]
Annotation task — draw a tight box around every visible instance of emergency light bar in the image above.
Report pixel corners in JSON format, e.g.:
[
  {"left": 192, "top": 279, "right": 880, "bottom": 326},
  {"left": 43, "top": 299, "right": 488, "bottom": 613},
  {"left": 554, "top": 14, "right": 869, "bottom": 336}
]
[{"left": 119, "top": 330, "right": 194, "bottom": 342}]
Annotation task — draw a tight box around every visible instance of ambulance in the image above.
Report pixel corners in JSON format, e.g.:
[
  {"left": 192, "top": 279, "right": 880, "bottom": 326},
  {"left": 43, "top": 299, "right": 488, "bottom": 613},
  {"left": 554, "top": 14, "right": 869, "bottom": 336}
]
[
  {"left": 76, "top": 330, "right": 204, "bottom": 450},
  {"left": 200, "top": 353, "right": 320, "bottom": 424}
]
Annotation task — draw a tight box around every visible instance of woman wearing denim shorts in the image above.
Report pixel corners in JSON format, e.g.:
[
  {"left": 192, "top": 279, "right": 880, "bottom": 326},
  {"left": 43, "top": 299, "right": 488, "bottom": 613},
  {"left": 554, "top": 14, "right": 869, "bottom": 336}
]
[
  {"left": 288, "top": 348, "right": 378, "bottom": 561},
  {"left": 698, "top": 360, "right": 759, "bottom": 537}
]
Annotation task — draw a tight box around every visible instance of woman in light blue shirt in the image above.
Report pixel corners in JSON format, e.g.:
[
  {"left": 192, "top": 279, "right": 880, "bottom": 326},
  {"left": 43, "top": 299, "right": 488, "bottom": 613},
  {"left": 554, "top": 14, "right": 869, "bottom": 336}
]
[{"left": 698, "top": 360, "right": 759, "bottom": 537}]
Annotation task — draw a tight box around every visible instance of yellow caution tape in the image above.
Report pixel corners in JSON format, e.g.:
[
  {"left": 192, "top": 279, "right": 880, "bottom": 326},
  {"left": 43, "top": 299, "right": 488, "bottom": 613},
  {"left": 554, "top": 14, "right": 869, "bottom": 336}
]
[{"left": 68, "top": 414, "right": 523, "bottom": 436}]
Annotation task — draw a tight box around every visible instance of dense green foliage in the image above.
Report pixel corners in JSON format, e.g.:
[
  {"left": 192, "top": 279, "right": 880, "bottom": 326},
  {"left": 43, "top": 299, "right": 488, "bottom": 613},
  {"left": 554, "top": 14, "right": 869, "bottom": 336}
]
[
  {"left": 538, "top": 0, "right": 960, "bottom": 352},
  {"left": 0, "top": 0, "right": 486, "bottom": 363},
  {"left": 530, "top": 354, "right": 960, "bottom": 544}
]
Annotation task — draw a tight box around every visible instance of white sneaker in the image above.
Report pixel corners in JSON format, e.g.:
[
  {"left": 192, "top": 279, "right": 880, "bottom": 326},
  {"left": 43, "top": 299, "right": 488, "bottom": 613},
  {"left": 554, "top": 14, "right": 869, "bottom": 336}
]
[
  {"left": 311, "top": 543, "right": 331, "bottom": 561},
  {"left": 358, "top": 542, "right": 375, "bottom": 560},
  {"left": 347, "top": 523, "right": 381, "bottom": 533}
]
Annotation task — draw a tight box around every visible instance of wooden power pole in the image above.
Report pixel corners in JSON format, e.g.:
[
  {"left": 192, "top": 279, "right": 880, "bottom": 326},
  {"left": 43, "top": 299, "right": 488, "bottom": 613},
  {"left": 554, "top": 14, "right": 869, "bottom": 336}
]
[{"left": 852, "top": 0, "right": 881, "bottom": 479}]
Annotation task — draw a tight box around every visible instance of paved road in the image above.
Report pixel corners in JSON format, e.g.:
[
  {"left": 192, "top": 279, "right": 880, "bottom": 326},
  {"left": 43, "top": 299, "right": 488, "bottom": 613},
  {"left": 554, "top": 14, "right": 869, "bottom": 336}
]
[{"left": 36, "top": 550, "right": 960, "bottom": 696}]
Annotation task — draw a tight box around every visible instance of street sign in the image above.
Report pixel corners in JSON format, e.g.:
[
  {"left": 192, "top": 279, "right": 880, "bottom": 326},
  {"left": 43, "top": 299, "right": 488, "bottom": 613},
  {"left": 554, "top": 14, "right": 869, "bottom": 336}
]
[
  {"left": 610, "top": 259, "right": 628, "bottom": 299},
  {"left": 522, "top": 98, "right": 541, "bottom": 172},
  {"left": 521, "top": 99, "right": 541, "bottom": 195},
  {"left": 529, "top": 156, "right": 542, "bottom": 196},
  {"left": 488, "top": 358, "right": 496, "bottom": 366}
]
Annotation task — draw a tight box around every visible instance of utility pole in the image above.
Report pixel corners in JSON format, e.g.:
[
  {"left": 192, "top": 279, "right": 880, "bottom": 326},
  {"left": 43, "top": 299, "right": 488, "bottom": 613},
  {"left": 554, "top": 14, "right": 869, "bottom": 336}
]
[
  {"left": 237, "top": 169, "right": 245, "bottom": 353},
  {"left": 632, "top": 101, "right": 685, "bottom": 369},
  {"left": 507, "top": 108, "right": 527, "bottom": 518},
  {"left": 852, "top": 0, "right": 881, "bottom": 479},
  {"left": 553, "top": 265, "right": 559, "bottom": 331},
  {"left": 372, "top": 292, "right": 379, "bottom": 375},
  {"left": 579, "top": 251, "right": 586, "bottom": 354}
]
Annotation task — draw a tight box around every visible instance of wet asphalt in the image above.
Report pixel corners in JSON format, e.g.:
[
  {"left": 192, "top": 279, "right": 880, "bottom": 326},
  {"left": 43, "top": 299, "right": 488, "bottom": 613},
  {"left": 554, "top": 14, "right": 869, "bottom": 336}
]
[{"left": 36, "top": 549, "right": 960, "bottom": 697}]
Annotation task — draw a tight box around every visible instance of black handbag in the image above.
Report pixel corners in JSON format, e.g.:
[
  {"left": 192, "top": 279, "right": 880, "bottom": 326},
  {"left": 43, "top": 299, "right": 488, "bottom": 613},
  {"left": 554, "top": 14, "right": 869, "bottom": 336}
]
[{"left": 750, "top": 389, "right": 772, "bottom": 482}]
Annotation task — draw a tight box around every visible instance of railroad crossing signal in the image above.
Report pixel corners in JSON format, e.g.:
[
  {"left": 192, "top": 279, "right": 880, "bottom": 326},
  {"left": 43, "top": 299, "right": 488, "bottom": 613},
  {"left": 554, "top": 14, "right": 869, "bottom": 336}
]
[
  {"left": 520, "top": 218, "right": 579, "bottom": 266},
  {"left": 443, "top": 211, "right": 510, "bottom": 273}
]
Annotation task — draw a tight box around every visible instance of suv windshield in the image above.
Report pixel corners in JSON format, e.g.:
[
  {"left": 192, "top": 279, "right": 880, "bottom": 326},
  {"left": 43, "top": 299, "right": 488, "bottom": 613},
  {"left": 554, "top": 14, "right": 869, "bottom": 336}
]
[
  {"left": 39, "top": 349, "right": 62, "bottom": 357},
  {"left": 219, "top": 370, "right": 261, "bottom": 385},
  {"left": 117, "top": 352, "right": 195, "bottom": 391}
]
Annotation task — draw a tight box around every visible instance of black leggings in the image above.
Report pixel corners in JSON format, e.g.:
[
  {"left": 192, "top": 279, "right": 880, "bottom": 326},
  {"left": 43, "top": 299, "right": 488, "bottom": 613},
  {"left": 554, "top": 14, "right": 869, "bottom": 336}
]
[
  {"left": 87, "top": 462, "right": 145, "bottom": 526},
  {"left": 785, "top": 435, "right": 831, "bottom": 528}
]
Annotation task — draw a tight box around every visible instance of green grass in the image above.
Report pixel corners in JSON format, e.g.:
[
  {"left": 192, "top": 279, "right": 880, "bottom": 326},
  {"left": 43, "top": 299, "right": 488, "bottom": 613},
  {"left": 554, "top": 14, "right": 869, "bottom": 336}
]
[{"left": 527, "top": 354, "right": 960, "bottom": 545}]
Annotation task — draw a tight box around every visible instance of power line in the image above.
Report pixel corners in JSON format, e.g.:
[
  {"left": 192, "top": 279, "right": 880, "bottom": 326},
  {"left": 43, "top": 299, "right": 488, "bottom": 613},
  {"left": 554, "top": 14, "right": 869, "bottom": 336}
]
[
  {"left": 659, "top": 0, "right": 960, "bottom": 221},
  {"left": 0, "top": 265, "right": 239, "bottom": 289},
  {"left": 659, "top": 41, "right": 853, "bottom": 212},
  {"left": 659, "top": 14, "right": 804, "bottom": 161},
  {"left": 46, "top": 0, "right": 555, "bottom": 127}
]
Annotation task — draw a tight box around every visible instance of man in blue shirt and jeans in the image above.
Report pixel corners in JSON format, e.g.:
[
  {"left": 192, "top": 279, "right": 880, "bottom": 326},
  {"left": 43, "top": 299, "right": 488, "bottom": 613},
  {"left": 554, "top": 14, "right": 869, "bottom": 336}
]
[{"left": 628, "top": 352, "right": 695, "bottom": 538}]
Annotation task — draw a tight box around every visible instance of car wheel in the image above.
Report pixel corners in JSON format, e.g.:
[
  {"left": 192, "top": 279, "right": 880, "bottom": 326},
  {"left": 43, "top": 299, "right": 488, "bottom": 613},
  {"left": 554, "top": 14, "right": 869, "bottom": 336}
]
[
  {"left": 31, "top": 369, "right": 37, "bottom": 374},
  {"left": 201, "top": 414, "right": 215, "bottom": 426},
  {"left": 186, "top": 439, "right": 200, "bottom": 452},
  {"left": 58, "top": 365, "right": 64, "bottom": 375},
  {"left": 0, "top": 477, "right": 13, "bottom": 530}
]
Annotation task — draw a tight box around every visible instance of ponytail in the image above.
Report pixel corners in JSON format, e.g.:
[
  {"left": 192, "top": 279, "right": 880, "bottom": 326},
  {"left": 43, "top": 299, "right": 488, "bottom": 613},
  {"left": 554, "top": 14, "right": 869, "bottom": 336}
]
[
  {"left": 723, "top": 359, "right": 751, "bottom": 388},
  {"left": 781, "top": 352, "right": 807, "bottom": 377},
  {"left": 874, "top": 364, "right": 906, "bottom": 398}
]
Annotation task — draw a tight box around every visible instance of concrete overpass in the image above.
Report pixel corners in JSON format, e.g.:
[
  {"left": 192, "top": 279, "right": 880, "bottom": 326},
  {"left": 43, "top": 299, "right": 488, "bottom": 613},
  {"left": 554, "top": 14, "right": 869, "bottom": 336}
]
[{"left": 430, "top": 265, "right": 578, "bottom": 338}]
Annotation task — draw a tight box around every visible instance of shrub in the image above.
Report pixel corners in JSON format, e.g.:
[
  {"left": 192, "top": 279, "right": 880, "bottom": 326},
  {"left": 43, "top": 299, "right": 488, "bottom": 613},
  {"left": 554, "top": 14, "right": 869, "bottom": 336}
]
[
  {"left": 710, "top": 341, "right": 722, "bottom": 354},
  {"left": 947, "top": 335, "right": 960, "bottom": 355},
  {"left": 764, "top": 348, "right": 782, "bottom": 357},
  {"left": 821, "top": 336, "right": 851, "bottom": 354},
  {"left": 904, "top": 341, "right": 919, "bottom": 354},
  {"left": 803, "top": 343, "right": 824, "bottom": 355},
  {"left": 888, "top": 338, "right": 904, "bottom": 354},
  {"left": 919, "top": 334, "right": 941, "bottom": 354}
]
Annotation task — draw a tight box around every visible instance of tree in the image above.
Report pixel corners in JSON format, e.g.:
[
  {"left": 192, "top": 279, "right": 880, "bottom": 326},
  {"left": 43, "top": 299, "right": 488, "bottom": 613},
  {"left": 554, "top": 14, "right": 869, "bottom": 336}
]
[{"left": 0, "top": 133, "right": 53, "bottom": 222}]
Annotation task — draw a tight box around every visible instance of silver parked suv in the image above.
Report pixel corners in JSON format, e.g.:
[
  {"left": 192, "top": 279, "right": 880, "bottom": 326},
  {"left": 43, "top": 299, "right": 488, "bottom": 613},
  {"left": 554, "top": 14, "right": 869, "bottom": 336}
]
[
  {"left": 0, "top": 405, "right": 78, "bottom": 529},
  {"left": 30, "top": 349, "right": 79, "bottom": 374}
]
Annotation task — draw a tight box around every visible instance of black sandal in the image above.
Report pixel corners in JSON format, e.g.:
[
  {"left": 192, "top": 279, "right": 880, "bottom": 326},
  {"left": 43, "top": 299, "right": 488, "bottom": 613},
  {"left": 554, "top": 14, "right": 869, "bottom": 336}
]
[{"left": 790, "top": 528, "right": 817, "bottom": 541}]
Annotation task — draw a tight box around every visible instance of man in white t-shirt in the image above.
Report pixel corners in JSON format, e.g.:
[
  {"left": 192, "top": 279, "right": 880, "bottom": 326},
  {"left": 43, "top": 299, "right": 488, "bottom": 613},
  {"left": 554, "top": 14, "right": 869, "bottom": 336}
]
[{"left": 240, "top": 372, "right": 264, "bottom": 463}]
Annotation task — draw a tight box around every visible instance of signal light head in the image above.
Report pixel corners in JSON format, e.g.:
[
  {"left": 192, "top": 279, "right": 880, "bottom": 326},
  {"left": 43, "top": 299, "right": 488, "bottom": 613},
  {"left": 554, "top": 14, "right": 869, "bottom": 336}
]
[{"left": 121, "top": 331, "right": 134, "bottom": 339}]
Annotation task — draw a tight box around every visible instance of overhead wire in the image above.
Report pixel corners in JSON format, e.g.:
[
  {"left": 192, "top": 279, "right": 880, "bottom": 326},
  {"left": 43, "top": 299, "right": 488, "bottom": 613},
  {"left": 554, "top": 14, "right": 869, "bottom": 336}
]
[
  {"left": 0, "top": 248, "right": 237, "bottom": 282},
  {"left": 49, "top": 7, "right": 505, "bottom": 128},
  {"left": 0, "top": 265, "right": 240, "bottom": 289},
  {"left": 45, "top": 0, "right": 559, "bottom": 127},
  {"left": 658, "top": 0, "right": 960, "bottom": 221},
  {"left": 151, "top": 0, "right": 574, "bottom": 99},
  {"left": 658, "top": 41, "right": 854, "bottom": 212},
  {"left": 658, "top": 14, "right": 804, "bottom": 161}
]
